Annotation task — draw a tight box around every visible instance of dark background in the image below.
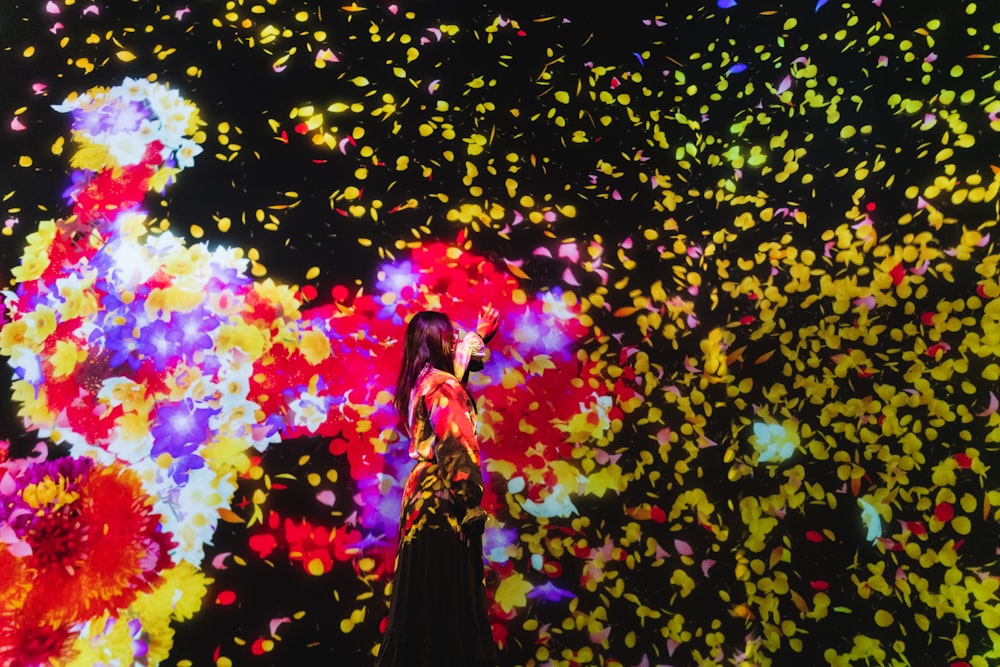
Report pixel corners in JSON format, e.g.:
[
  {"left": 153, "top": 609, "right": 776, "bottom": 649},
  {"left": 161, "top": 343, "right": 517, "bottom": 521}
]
[{"left": 2, "top": 0, "right": 999, "bottom": 665}]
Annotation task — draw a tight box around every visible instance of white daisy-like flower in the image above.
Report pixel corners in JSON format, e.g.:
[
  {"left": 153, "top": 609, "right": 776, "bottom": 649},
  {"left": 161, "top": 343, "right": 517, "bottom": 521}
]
[
  {"left": 105, "top": 130, "right": 148, "bottom": 166},
  {"left": 174, "top": 137, "right": 204, "bottom": 169},
  {"left": 115, "top": 76, "right": 154, "bottom": 102}
]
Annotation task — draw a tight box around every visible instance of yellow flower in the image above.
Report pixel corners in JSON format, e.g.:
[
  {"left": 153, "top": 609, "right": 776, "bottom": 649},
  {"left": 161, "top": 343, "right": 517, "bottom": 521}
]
[
  {"left": 145, "top": 285, "right": 204, "bottom": 315},
  {"left": 57, "top": 274, "right": 99, "bottom": 320},
  {"left": 134, "top": 562, "right": 211, "bottom": 623},
  {"left": 254, "top": 278, "right": 302, "bottom": 320},
  {"left": 123, "top": 562, "right": 210, "bottom": 664},
  {"left": 11, "top": 380, "right": 56, "bottom": 425},
  {"left": 495, "top": 573, "right": 533, "bottom": 613},
  {"left": 22, "top": 218, "right": 58, "bottom": 254},
  {"left": 50, "top": 340, "right": 84, "bottom": 378},
  {"left": 163, "top": 245, "right": 209, "bottom": 278},
  {"left": 115, "top": 411, "right": 151, "bottom": 442},
  {"left": 202, "top": 436, "right": 252, "bottom": 475},
  {"left": 69, "top": 135, "right": 114, "bottom": 171},
  {"left": 700, "top": 327, "right": 732, "bottom": 381},
  {"left": 98, "top": 377, "right": 150, "bottom": 412},
  {"left": 299, "top": 327, "right": 332, "bottom": 365},
  {"left": 65, "top": 612, "right": 137, "bottom": 666},
  {"left": 0, "top": 320, "right": 29, "bottom": 356},
  {"left": 148, "top": 166, "right": 180, "bottom": 194},
  {"left": 22, "top": 307, "right": 57, "bottom": 348},
  {"left": 21, "top": 478, "right": 80, "bottom": 510},
  {"left": 113, "top": 210, "right": 150, "bottom": 240},
  {"left": 11, "top": 249, "right": 50, "bottom": 283},
  {"left": 216, "top": 323, "right": 267, "bottom": 359},
  {"left": 669, "top": 569, "right": 696, "bottom": 597}
]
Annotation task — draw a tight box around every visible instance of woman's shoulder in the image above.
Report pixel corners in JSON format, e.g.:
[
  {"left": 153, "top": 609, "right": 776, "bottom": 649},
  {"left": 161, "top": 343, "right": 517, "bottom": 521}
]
[{"left": 417, "top": 367, "right": 464, "bottom": 397}]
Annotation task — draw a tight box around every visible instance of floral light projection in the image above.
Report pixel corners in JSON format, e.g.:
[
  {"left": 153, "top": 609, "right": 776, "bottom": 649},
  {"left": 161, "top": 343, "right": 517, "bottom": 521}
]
[
  {"left": 2, "top": 1, "right": 1000, "bottom": 666},
  {"left": 0, "top": 440, "right": 174, "bottom": 665},
  {"left": 0, "top": 77, "right": 616, "bottom": 665}
]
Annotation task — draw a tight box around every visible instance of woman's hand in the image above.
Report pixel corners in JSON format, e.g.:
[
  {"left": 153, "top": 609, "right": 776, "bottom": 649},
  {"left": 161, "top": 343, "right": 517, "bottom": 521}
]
[{"left": 475, "top": 305, "right": 500, "bottom": 343}]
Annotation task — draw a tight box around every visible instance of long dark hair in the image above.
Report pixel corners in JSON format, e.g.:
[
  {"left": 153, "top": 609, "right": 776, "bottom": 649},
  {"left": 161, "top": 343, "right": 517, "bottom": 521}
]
[{"left": 393, "top": 311, "right": 455, "bottom": 432}]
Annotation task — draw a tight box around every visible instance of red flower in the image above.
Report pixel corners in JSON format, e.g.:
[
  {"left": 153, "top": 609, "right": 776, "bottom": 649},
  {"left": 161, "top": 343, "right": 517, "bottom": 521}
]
[
  {"left": 933, "top": 502, "right": 955, "bottom": 523},
  {"left": 889, "top": 262, "right": 906, "bottom": 285},
  {"left": 0, "top": 619, "right": 77, "bottom": 667},
  {"left": 7, "top": 458, "right": 173, "bottom": 634},
  {"left": 73, "top": 162, "right": 155, "bottom": 226}
]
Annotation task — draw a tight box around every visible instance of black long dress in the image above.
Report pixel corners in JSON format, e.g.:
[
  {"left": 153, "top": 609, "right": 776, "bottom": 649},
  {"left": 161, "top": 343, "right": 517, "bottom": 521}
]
[{"left": 375, "top": 367, "right": 497, "bottom": 667}]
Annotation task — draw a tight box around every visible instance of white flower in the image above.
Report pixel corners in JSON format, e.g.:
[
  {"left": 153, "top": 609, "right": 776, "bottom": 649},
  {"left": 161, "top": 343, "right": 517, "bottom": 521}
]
[
  {"left": 106, "top": 238, "right": 159, "bottom": 288},
  {"left": 174, "top": 137, "right": 204, "bottom": 169},
  {"left": 288, "top": 392, "right": 331, "bottom": 433},
  {"left": 10, "top": 348, "right": 43, "bottom": 388},
  {"left": 105, "top": 130, "right": 148, "bottom": 166},
  {"left": 115, "top": 76, "right": 154, "bottom": 102}
]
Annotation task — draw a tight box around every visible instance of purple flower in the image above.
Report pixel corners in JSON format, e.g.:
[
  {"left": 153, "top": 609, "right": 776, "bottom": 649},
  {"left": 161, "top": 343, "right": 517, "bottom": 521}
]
[
  {"left": 526, "top": 581, "right": 577, "bottom": 603},
  {"left": 507, "top": 308, "right": 571, "bottom": 358},
  {"left": 88, "top": 248, "right": 117, "bottom": 276},
  {"left": 166, "top": 308, "right": 218, "bottom": 357},
  {"left": 62, "top": 169, "right": 94, "bottom": 205},
  {"left": 150, "top": 399, "right": 218, "bottom": 460},
  {"left": 71, "top": 99, "right": 150, "bottom": 137},
  {"left": 375, "top": 260, "right": 419, "bottom": 323},
  {"left": 483, "top": 525, "right": 519, "bottom": 564},
  {"left": 141, "top": 319, "right": 176, "bottom": 372},
  {"left": 9, "top": 348, "right": 44, "bottom": 390},
  {"left": 207, "top": 266, "right": 251, "bottom": 292},
  {"left": 89, "top": 282, "right": 141, "bottom": 369},
  {"left": 165, "top": 453, "right": 207, "bottom": 485},
  {"left": 376, "top": 260, "right": 416, "bottom": 294}
]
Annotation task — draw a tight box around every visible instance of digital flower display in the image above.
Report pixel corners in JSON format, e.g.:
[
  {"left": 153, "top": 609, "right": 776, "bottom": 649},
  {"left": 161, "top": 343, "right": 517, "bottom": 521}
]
[
  {"left": 0, "top": 441, "right": 174, "bottom": 666},
  {"left": 2, "top": 1, "right": 1000, "bottom": 666}
]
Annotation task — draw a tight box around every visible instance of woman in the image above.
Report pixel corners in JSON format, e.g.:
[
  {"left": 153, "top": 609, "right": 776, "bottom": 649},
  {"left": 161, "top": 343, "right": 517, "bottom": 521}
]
[{"left": 375, "top": 308, "right": 500, "bottom": 667}]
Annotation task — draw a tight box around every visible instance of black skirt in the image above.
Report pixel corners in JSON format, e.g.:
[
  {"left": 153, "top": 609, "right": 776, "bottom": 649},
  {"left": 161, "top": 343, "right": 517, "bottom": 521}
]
[{"left": 375, "top": 513, "right": 497, "bottom": 667}]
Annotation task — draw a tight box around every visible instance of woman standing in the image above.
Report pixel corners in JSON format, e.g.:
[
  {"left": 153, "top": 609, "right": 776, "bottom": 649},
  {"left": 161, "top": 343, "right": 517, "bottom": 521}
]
[{"left": 375, "top": 308, "right": 500, "bottom": 667}]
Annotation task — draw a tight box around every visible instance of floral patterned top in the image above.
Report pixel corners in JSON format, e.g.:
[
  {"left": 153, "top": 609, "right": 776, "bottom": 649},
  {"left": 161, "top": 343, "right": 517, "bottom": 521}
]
[{"left": 399, "top": 349, "right": 487, "bottom": 544}]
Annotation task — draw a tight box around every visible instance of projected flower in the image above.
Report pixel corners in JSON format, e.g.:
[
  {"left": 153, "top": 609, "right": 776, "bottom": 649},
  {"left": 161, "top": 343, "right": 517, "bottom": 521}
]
[
  {"left": 1, "top": 74, "right": 620, "bottom": 666},
  {"left": 6, "top": 0, "right": 1000, "bottom": 664},
  {"left": 0, "top": 80, "right": 342, "bottom": 569},
  {"left": 0, "top": 443, "right": 173, "bottom": 666},
  {"left": 751, "top": 421, "right": 799, "bottom": 463}
]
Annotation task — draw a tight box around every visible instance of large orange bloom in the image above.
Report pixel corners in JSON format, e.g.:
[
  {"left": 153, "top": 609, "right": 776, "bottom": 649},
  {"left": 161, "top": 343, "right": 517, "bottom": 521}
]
[{"left": 0, "top": 457, "right": 174, "bottom": 665}]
